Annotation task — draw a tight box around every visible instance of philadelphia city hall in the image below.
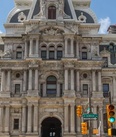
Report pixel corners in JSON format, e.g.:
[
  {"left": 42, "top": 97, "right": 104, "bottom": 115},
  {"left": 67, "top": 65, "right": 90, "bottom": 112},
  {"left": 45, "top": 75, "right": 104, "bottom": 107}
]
[{"left": 0, "top": 0, "right": 116, "bottom": 137}]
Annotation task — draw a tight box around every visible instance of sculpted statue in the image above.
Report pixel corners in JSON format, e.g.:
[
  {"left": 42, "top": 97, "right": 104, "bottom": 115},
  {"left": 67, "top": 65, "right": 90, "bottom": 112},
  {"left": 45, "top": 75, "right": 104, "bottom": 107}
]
[{"left": 40, "top": 0, "right": 45, "bottom": 16}]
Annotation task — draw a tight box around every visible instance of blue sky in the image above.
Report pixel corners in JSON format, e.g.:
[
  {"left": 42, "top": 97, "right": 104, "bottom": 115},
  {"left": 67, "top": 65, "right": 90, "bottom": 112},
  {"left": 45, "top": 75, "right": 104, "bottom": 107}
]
[{"left": 0, "top": 0, "right": 116, "bottom": 34}]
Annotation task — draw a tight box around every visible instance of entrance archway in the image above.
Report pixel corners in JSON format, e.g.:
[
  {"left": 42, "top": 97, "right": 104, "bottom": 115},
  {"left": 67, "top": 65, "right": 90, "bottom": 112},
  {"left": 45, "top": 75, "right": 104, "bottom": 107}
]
[{"left": 41, "top": 117, "right": 62, "bottom": 137}]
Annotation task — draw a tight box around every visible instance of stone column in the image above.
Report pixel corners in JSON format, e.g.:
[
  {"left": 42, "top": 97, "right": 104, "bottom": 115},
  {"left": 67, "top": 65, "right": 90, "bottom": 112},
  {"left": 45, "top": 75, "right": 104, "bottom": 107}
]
[
  {"left": 76, "top": 41, "right": 79, "bottom": 58},
  {"left": 92, "top": 70, "right": 96, "bottom": 92},
  {"left": 35, "top": 69, "right": 38, "bottom": 90},
  {"left": 64, "top": 69, "right": 68, "bottom": 90},
  {"left": 29, "top": 39, "right": 33, "bottom": 56},
  {"left": 24, "top": 40, "right": 28, "bottom": 58},
  {"left": 23, "top": 70, "right": 27, "bottom": 92},
  {"left": 47, "top": 49, "right": 49, "bottom": 59},
  {"left": 43, "top": 83, "right": 46, "bottom": 97},
  {"left": 7, "top": 70, "right": 11, "bottom": 91},
  {"left": 71, "top": 69, "right": 74, "bottom": 90},
  {"left": 93, "top": 106, "right": 97, "bottom": 128},
  {"left": 0, "top": 106, "right": 3, "bottom": 132},
  {"left": 27, "top": 104, "right": 32, "bottom": 133},
  {"left": 55, "top": 47, "right": 57, "bottom": 59},
  {"left": 77, "top": 116, "right": 81, "bottom": 132},
  {"left": 33, "top": 105, "right": 38, "bottom": 133},
  {"left": 99, "top": 106, "right": 104, "bottom": 134},
  {"left": 4, "top": 106, "right": 10, "bottom": 133},
  {"left": 70, "top": 104, "right": 75, "bottom": 133},
  {"left": 76, "top": 70, "right": 80, "bottom": 92},
  {"left": 28, "top": 69, "right": 32, "bottom": 90},
  {"left": 22, "top": 105, "right": 26, "bottom": 133},
  {"left": 98, "top": 71, "right": 102, "bottom": 92},
  {"left": 57, "top": 83, "right": 60, "bottom": 97},
  {"left": 113, "top": 76, "right": 116, "bottom": 97},
  {"left": 64, "top": 105, "right": 69, "bottom": 132},
  {"left": 71, "top": 38, "right": 74, "bottom": 57},
  {"left": 35, "top": 38, "right": 39, "bottom": 56},
  {"left": 64, "top": 38, "right": 68, "bottom": 57},
  {"left": 1, "top": 70, "right": 5, "bottom": 91}
]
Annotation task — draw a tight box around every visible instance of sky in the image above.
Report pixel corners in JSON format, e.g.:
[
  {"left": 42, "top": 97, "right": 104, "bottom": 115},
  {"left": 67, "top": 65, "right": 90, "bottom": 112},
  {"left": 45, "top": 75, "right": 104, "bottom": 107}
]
[{"left": 0, "top": 0, "right": 116, "bottom": 34}]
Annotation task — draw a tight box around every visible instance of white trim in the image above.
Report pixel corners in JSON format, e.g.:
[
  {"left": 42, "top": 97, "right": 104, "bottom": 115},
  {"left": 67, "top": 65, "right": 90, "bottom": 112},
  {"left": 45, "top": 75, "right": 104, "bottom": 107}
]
[
  {"left": 27, "top": 0, "right": 37, "bottom": 20},
  {"left": 67, "top": 0, "right": 77, "bottom": 20}
]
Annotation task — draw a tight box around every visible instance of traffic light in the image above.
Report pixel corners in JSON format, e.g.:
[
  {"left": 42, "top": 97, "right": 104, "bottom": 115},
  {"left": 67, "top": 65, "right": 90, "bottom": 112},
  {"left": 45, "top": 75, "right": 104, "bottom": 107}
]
[
  {"left": 108, "top": 128, "right": 116, "bottom": 136},
  {"left": 76, "top": 105, "right": 82, "bottom": 117},
  {"left": 81, "top": 122, "right": 88, "bottom": 135},
  {"left": 106, "top": 104, "right": 115, "bottom": 127}
]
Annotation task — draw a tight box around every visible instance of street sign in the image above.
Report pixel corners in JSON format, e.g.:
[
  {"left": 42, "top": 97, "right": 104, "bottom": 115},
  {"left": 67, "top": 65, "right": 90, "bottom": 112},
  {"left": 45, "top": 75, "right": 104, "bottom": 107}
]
[{"left": 83, "top": 113, "right": 98, "bottom": 119}]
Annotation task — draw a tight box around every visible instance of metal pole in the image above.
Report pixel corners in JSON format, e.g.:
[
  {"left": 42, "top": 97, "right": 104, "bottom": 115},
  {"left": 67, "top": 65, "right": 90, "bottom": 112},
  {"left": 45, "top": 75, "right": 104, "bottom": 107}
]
[{"left": 88, "top": 88, "right": 92, "bottom": 137}]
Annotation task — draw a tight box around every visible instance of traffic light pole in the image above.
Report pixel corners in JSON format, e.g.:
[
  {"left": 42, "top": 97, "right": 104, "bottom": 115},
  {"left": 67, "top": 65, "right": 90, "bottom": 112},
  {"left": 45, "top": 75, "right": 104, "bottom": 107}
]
[
  {"left": 88, "top": 88, "right": 92, "bottom": 137},
  {"left": 109, "top": 92, "right": 113, "bottom": 137}
]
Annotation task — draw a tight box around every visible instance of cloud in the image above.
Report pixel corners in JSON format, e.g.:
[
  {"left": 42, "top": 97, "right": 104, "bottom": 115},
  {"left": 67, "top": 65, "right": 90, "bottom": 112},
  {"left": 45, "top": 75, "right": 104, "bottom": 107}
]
[
  {"left": 0, "top": 30, "right": 2, "bottom": 34},
  {"left": 98, "top": 17, "right": 111, "bottom": 34}
]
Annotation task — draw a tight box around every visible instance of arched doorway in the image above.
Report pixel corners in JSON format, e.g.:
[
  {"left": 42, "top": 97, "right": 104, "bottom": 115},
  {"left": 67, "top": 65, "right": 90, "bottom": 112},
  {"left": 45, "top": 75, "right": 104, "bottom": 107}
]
[{"left": 41, "top": 117, "right": 62, "bottom": 137}]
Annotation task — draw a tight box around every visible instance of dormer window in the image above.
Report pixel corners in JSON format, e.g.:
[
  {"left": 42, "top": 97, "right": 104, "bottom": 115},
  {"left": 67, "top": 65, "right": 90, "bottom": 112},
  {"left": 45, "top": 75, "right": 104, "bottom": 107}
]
[{"left": 48, "top": 6, "right": 56, "bottom": 19}]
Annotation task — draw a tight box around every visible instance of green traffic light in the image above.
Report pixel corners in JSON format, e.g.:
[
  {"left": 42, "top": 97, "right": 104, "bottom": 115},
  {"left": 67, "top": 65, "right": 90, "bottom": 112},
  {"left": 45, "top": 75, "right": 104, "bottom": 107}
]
[{"left": 109, "top": 117, "right": 115, "bottom": 123}]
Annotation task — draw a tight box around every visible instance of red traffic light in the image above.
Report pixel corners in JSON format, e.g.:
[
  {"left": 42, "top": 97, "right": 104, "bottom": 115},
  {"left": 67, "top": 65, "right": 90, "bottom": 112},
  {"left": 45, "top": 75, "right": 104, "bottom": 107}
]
[{"left": 108, "top": 105, "right": 114, "bottom": 110}]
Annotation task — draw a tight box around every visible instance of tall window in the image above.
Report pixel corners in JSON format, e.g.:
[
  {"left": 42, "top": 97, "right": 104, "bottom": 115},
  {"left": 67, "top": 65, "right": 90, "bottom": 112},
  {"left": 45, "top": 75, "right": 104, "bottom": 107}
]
[
  {"left": 49, "top": 51, "right": 55, "bottom": 59},
  {"left": 16, "top": 46, "right": 22, "bottom": 59},
  {"left": 83, "top": 84, "right": 88, "bottom": 95},
  {"left": 103, "top": 84, "right": 109, "bottom": 97},
  {"left": 14, "top": 119, "right": 19, "bottom": 130},
  {"left": 15, "top": 84, "right": 20, "bottom": 94},
  {"left": 57, "top": 51, "right": 62, "bottom": 59},
  {"left": 46, "top": 76, "right": 57, "bottom": 96},
  {"left": 41, "top": 51, "right": 47, "bottom": 59},
  {"left": 16, "top": 52, "right": 22, "bottom": 59},
  {"left": 48, "top": 6, "right": 56, "bottom": 19},
  {"left": 82, "top": 47, "right": 87, "bottom": 60},
  {"left": 82, "top": 52, "right": 87, "bottom": 59}
]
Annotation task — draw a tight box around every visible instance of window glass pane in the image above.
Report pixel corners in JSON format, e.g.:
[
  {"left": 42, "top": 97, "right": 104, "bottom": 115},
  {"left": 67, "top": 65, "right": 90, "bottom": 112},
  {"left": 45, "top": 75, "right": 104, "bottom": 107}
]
[
  {"left": 47, "top": 84, "right": 56, "bottom": 89},
  {"left": 16, "top": 52, "right": 22, "bottom": 59},
  {"left": 83, "top": 84, "right": 88, "bottom": 95},
  {"left": 103, "top": 84, "right": 109, "bottom": 92},
  {"left": 41, "top": 51, "right": 47, "bottom": 59},
  {"left": 47, "top": 89, "right": 56, "bottom": 94},
  {"left": 57, "top": 51, "right": 62, "bottom": 59},
  {"left": 14, "top": 119, "right": 19, "bottom": 130},
  {"left": 15, "top": 84, "right": 20, "bottom": 93},
  {"left": 48, "top": 6, "right": 56, "bottom": 19},
  {"left": 46, "top": 76, "right": 57, "bottom": 96},
  {"left": 82, "top": 52, "right": 87, "bottom": 59},
  {"left": 49, "top": 51, "right": 54, "bottom": 59},
  {"left": 47, "top": 76, "right": 56, "bottom": 81}
]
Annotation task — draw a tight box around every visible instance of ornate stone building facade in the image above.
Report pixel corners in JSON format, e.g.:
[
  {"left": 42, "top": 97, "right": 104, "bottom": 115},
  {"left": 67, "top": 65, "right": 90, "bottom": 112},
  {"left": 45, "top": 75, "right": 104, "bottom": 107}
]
[{"left": 0, "top": 0, "right": 116, "bottom": 137}]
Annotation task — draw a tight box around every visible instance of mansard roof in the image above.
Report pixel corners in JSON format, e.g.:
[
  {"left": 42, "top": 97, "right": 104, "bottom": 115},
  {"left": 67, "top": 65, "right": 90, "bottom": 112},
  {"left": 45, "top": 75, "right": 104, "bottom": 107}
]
[{"left": 7, "top": 0, "right": 97, "bottom": 23}]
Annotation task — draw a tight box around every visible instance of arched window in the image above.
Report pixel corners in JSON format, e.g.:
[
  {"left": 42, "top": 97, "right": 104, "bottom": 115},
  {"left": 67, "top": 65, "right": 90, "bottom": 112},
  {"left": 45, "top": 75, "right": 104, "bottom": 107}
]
[
  {"left": 16, "top": 46, "right": 22, "bottom": 59},
  {"left": 57, "top": 45, "right": 63, "bottom": 59},
  {"left": 46, "top": 76, "right": 57, "bottom": 96},
  {"left": 49, "top": 45, "right": 55, "bottom": 59},
  {"left": 41, "top": 45, "right": 47, "bottom": 59},
  {"left": 48, "top": 6, "right": 56, "bottom": 19},
  {"left": 82, "top": 46, "right": 87, "bottom": 60}
]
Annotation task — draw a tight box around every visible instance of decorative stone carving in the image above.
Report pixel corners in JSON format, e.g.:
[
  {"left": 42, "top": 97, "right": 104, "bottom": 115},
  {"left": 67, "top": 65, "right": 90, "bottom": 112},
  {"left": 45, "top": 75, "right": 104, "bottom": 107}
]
[
  {"left": 78, "top": 12, "right": 87, "bottom": 23},
  {"left": 34, "top": 0, "right": 46, "bottom": 19},
  {"left": 40, "top": 61, "right": 63, "bottom": 70},
  {"left": 0, "top": 49, "right": 12, "bottom": 58},
  {"left": 40, "top": 28, "right": 64, "bottom": 36},
  {"left": 18, "top": 12, "right": 26, "bottom": 23}
]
